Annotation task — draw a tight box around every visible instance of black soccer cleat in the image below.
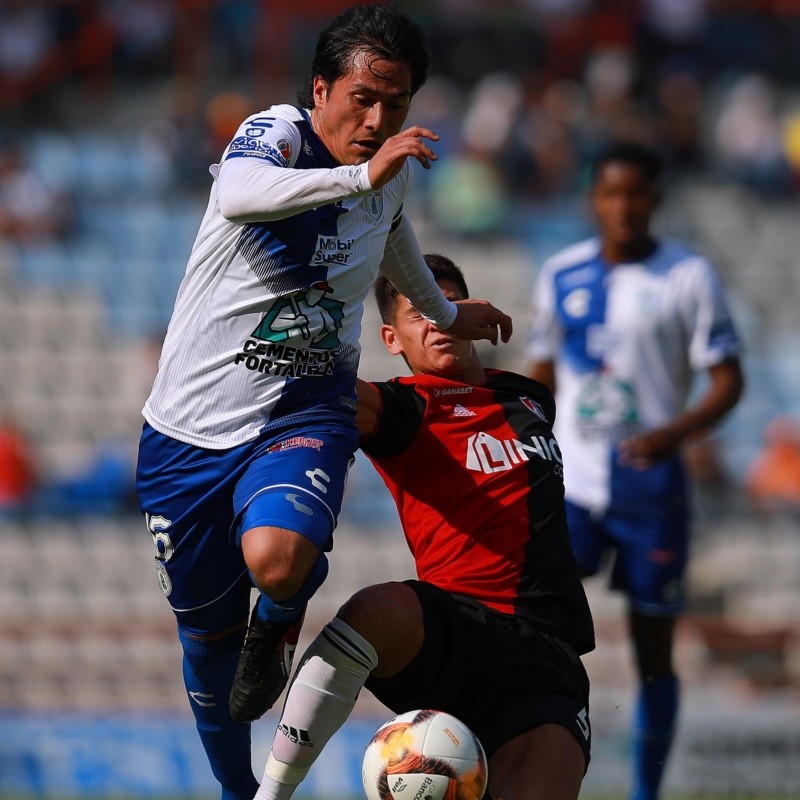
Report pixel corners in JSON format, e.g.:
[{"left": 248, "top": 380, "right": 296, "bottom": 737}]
[{"left": 229, "top": 606, "right": 304, "bottom": 724}]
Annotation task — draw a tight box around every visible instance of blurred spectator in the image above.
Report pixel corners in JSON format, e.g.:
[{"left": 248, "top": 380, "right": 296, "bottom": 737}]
[
  {"left": 746, "top": 415, "right": 800, "bottom": 515},
  {"left": 782, "top": 109, "right": 800, "bottom": 190},
  {"left": 699, "top": 0, "right": 779, "bottom": 78},
  {"left": 652, "top": 63, "right": 704, "bottom": 171},
  {"left": 0, "top": 410, "right": 36, "bottom": 519},
  {"left": 713, "top": 73, "right": 792, "bottom": 194},
  {"left": 428, "top": 147, "right": 508, "bottom": 237},
  {"left": 204, "top": 90, "right": 252, "bottom": 160},
  {"left": 514, "top": 79, "right": 583, "bottom": 199},
  {"left": 636, "top": 0, "right": 707, "bottom": 83},
  {"left": 104, "top": 0, "right": 175, "bottom": 78},
  {"left": 0, "top": 135, "right": 74, "bottom": 243},
  {"left": 210, "top": 0, "right": 257, "bottom": 79},
  {"left": 428, "top": 73, "right": 517, "bottom": 236},
  {"left": 576, "top": 46, "right": 656, "bottom": 163},
  {"left": 0, "top": 2, "right": 55, "bottom": 81}
]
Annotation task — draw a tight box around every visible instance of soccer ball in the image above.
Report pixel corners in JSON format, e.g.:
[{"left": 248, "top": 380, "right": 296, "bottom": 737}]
[{"left": 362, "top": 709, "right": 489, "bottom": 800}]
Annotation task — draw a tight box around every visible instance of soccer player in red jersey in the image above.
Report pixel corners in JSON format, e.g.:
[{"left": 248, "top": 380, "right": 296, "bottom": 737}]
[{"left": 253, "top": 254, "right": 595, "bottom": 800}]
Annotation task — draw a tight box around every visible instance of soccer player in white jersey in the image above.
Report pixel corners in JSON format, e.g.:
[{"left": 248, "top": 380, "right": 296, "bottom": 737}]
[
  {"left": 135, "top": 7, "right": 511, "bottom": 800},
  {"left": 527, "top": 142, "right": 744, "bottom": 800}
]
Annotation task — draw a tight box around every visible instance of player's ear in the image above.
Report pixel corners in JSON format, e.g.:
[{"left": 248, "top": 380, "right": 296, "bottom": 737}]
[
  {"left": 312, "top": 75, "right": 329, "bottom": 107},
  {"left": 380, "top": 324, "right": 404, "bottom": 356}
]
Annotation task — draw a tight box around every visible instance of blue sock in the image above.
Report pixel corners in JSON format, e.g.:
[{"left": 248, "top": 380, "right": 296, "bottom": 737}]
[
  {"left": 630, "top": 673, "right": 679, "bottom": 800},
  {"left": 178, "top": 626, "right": 260, "bottom": 800},
  {"left": 253, "top": 552, "right": 329, "bottom": 625}
]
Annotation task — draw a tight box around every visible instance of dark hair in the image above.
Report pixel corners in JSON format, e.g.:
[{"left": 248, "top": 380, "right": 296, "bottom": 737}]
[
  {"left": 297, "top": 4, "right": 430, "bottom": 107},
  {"left": 374, "top": 253, "right": 469, "bottom": 323},
  {"left": 591, "top": 141, "right": 663, "bottom": 186}
]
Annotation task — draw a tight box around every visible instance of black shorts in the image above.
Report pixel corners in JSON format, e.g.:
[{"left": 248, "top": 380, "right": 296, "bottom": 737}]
[{"left": 365, "top": 580, "right": 591, "bottom": 770}]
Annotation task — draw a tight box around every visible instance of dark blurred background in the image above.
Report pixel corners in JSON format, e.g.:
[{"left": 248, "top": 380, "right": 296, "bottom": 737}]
[{"left": 0, "top": 2, "right": 799, "bottom": 797}]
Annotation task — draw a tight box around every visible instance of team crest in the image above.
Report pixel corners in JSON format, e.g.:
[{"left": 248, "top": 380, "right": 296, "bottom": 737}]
[
  {"left": 155, "top": 560, "right": 172, "bottom": 597},
  {"left": 520, "top": 396, "right": 547, "bottom": 421},
  {"left": 364, "top": 190, "right": 383, "bottom": 222}
]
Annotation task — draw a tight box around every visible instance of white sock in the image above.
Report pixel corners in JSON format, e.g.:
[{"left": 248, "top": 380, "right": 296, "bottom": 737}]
[{"left": 254, "top": 617, "right": 378, "bottom": 800}]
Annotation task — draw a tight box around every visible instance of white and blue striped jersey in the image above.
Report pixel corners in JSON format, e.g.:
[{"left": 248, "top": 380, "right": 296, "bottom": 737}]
[
  {"left": 143, "top": 104, "right": 455, "bottom": 448},
  {"left": 527, "top": 237, "right": 741, "bottom": 512}
]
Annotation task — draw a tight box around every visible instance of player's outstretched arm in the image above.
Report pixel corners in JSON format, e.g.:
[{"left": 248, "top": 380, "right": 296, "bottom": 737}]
[
  {"left": 447, "top": 299, "right": 513, "bottom": 345},
  {"left": 355, "top": 379, "right": 381, "bottom": 439},
  {"left": 381, "top": 219, "right": 512, "bottom": 344}
]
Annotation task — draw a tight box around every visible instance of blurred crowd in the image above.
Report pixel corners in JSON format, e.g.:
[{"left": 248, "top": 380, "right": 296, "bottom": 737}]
[
  {"left": 3, "top": 1, "right": 800, "bottom": 196},
  {"left": 1, "top": 0, "right": 800, "bottom": 519},
  {"left": 2, "top": 1, "right": 800, "bottom": 228}
]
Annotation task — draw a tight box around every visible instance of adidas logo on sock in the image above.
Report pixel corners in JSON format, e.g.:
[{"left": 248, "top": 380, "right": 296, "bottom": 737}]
[{"left": 452, "top": 404, "right": 476, "bottom": 418}]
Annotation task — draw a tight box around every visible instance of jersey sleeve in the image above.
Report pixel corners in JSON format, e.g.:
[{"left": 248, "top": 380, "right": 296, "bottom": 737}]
[
  {"left": 360, "top": 380, "right": 425, "bottom": 458},
  {"left": 380, "top": 214, "right": 458, "bottom": 329},
  {"left": 526, "top": 260, "right": 562, "bottom": 362},
  {"left": 683, "top": 257, "right": 742, "bottom": 369},
  {"left": 213, "top": 109, "right": 372, "bottom": 223}
]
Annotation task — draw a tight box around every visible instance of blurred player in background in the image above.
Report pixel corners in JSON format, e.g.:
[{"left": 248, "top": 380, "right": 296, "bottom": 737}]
[
  {"left": 527, "top": 141, "right": 744, "bottom": 800},
  {"left": 135, "top": 6, "right": 511, "bottom": 800},
  {"left": 254, "top": 254, "right": 595, "bottom": 800}
]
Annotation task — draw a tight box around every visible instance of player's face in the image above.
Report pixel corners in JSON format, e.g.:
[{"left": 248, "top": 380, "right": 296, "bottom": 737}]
[
  {"left": 312, "top": 50, "right": 413, "bottom": 166},
  {"left": 591, "top": 161, "right": 659, "bottom": 250},
  {"left": 382, "top": 281, "right": 475, "bottom": 378}
]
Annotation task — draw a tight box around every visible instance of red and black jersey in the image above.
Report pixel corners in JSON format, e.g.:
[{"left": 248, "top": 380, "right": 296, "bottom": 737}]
[{"left": 361, "top": 368, "right": 595, "bottom": 655}]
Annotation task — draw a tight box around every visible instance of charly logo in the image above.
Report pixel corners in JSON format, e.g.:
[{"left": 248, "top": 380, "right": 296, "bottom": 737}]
[
  {"left": 189, "top": 691, "right": 216, "bottom": 707},
  {"left": 285, "top": 493, "right": 314, "bottom": 516}
]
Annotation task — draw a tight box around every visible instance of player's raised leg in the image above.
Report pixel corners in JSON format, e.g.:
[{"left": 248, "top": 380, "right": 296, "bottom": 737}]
[
  {"left": 229, "top": 419, "right": 358, "bottom": 724},
  {"left": 229, "top": 525, "right": 323, "bottom": 723},
  {"left": 255, "top": 582, "right": 423, "bottom": 800}
]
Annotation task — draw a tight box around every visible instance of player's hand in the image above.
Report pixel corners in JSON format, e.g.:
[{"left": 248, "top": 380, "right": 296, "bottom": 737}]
[
  {"left": 617, "top": 427, "right": 682, "bottom": 469},
  {"left": 368, "top": 126, "right": 439, "bottom": 188},
  {"left": 446, "top": 299, "right": 513, "bottom": 345}
]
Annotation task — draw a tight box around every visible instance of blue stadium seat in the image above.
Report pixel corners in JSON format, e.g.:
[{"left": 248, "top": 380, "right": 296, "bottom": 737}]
[{"left": 28, "top": 132, "right": 80, "bottom": 193}]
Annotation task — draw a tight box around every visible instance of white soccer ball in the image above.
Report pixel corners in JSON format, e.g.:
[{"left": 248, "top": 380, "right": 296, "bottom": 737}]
[{"left": 362, "top": 709, "right": 489, "bottom": 800}]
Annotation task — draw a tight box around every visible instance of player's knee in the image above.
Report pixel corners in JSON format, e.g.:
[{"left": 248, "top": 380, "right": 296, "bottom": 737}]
[
  {"left": 242, "top": 525, "right": 321, "bottom": 601},
  {"left": 249, "top": 560, "right": 305, "bottom": 600},
  {"left": 339, "top": 582, "right": 421, "bottom": 642}
]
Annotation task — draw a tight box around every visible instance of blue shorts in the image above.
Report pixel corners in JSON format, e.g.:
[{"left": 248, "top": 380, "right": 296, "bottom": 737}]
[
  {"left": 135, "top": 413, "right": 358, "bottom": 630},
  {"left": 566, "top": 492, "right": 690, "bottom": 618}
]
